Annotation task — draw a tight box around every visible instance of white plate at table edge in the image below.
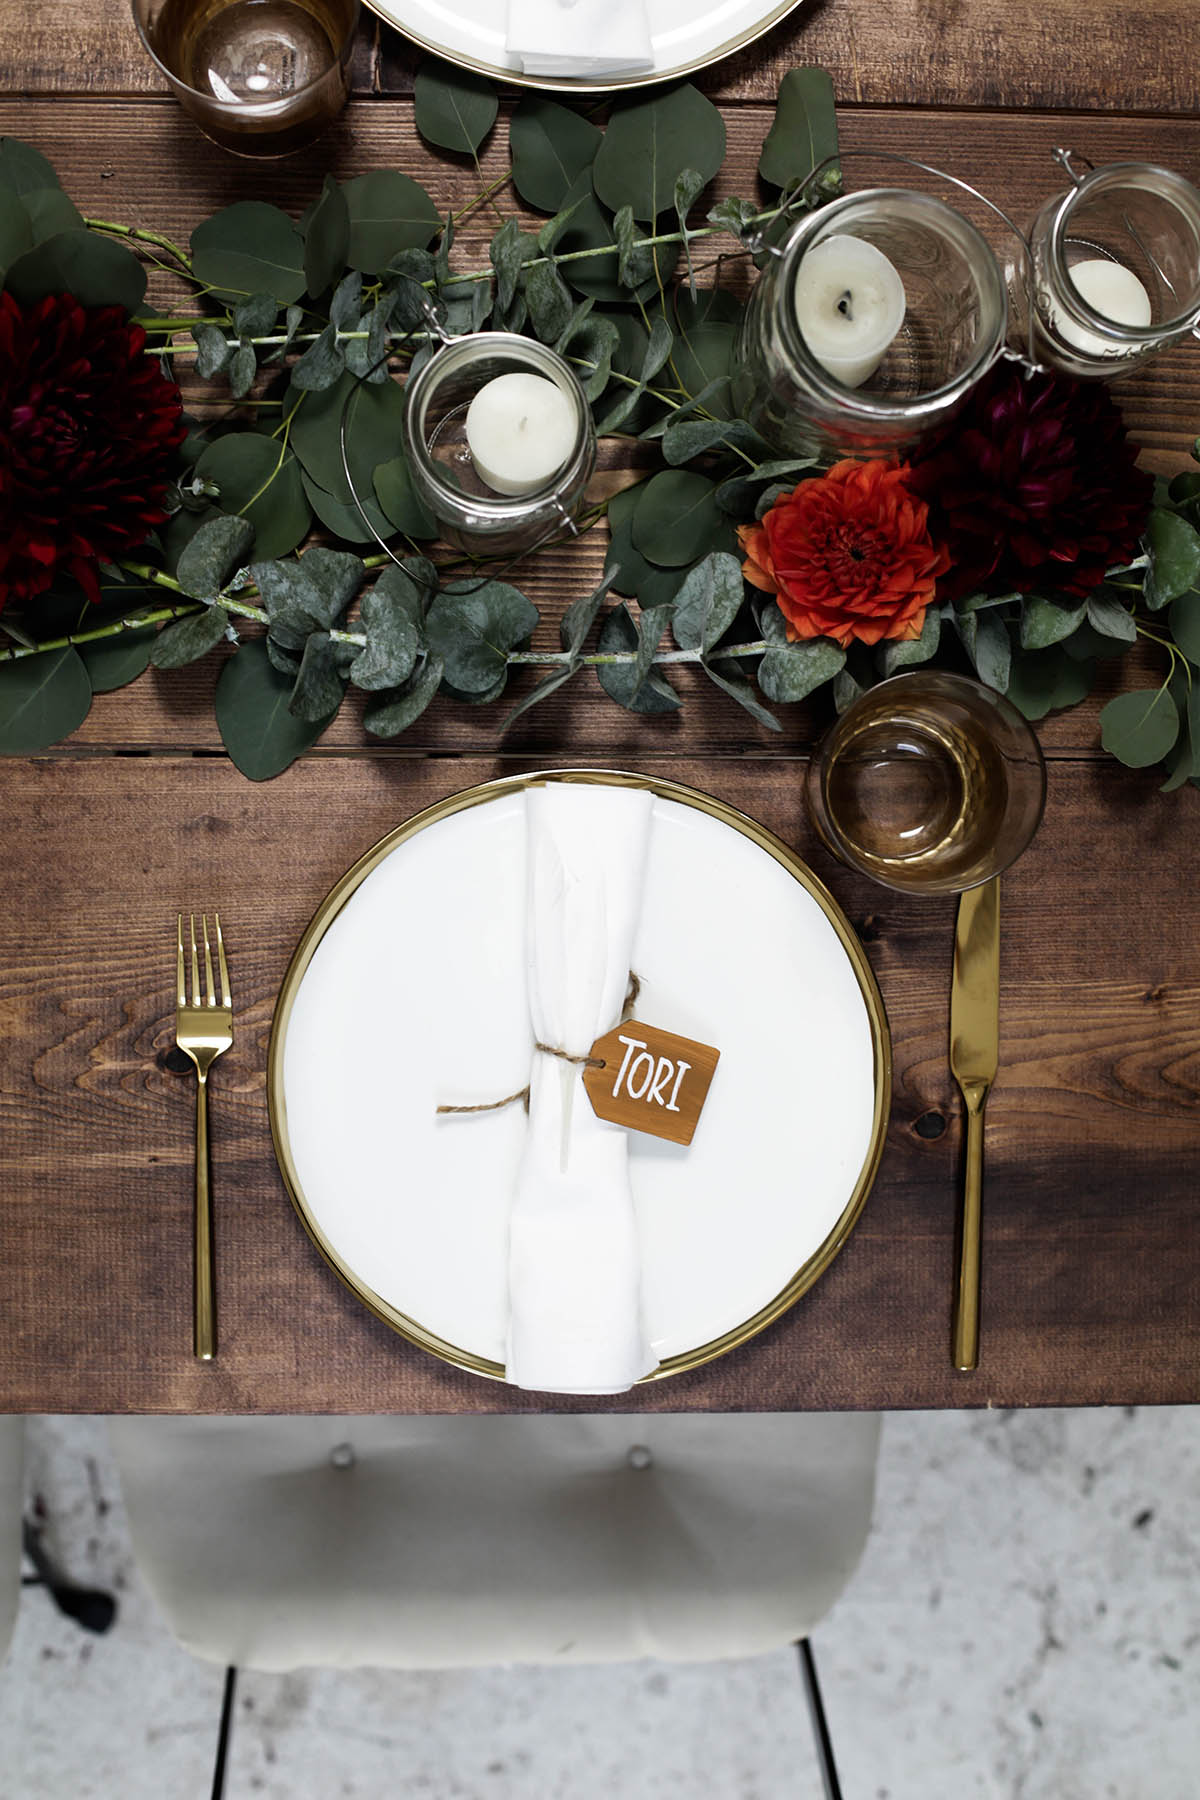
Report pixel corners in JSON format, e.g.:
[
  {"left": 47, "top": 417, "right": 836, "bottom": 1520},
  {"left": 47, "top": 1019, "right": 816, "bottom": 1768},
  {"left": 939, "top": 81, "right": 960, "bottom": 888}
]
[
  {"left": 367, "top": 0, "right": 808, "bottom": 94},
  {"left": 267, "top": 767, "right": 892, "bottom": 1384}
]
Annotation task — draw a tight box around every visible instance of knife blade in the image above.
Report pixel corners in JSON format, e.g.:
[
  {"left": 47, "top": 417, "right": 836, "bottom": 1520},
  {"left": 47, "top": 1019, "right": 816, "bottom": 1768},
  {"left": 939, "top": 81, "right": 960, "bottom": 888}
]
[{"left": 949, "top": 876, "right": 1000, "bottom": 1371}]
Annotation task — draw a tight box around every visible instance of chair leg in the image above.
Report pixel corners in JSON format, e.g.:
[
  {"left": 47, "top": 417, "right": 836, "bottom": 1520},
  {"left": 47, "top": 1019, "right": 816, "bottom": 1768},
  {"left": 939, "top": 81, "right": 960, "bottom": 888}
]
[
  {"left": 211, "top": 1665, "right": 238, "bottom": 1800},
  {"left": 795, "top": 1638, "right": 844, "bottom": 1800}
]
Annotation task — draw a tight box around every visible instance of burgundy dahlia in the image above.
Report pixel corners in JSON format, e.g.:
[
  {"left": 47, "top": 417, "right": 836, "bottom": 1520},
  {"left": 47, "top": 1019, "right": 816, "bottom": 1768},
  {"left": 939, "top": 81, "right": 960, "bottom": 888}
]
[
  {"left": 909, "top": 364, "right": 1154, "bottom": 604},
  {"left": 0, "top": 291, "right": 184, "bottom": 612}
]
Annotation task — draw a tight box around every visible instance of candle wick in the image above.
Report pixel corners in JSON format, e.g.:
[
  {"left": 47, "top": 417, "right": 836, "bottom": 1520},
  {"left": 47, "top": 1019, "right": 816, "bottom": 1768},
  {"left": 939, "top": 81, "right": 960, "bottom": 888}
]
[{"left": 836, "top": 290, "right": 854, "bottom": 321}]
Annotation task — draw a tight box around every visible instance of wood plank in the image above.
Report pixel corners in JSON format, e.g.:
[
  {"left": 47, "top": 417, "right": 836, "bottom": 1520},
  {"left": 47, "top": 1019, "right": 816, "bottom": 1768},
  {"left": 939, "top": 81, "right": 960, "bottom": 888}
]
[
  {"left": 6, "top": 0, "right": 1200, "bottom": 115},
  {"left": 4, "top": 99, "right": 1197, "bottom": 761},
  {"left": 0, "top": 754, "right": 1196, "bottom": 1413}
]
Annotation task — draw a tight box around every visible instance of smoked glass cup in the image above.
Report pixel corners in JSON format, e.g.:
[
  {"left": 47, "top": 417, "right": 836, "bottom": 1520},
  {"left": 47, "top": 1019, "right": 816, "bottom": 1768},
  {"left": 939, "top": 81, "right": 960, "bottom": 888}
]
[
  {"left": 131, "top": 0, "right": 359, "bottom": 156},
  {"left": 804, "top": 671, "right": 1047, "bottom": 896}
]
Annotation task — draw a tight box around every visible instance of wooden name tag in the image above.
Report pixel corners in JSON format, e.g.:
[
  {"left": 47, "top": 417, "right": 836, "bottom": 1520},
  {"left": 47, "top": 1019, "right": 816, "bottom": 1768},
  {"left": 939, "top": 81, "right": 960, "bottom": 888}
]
[{"left": 582, "top": 1019, "right": 720, "bottom": 1147}]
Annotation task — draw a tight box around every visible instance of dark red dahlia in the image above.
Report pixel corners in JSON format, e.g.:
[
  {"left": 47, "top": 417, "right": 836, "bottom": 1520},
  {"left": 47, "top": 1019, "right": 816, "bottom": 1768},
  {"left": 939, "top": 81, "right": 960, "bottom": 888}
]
[
  {"left": 909, "top": 364, "right": 1154, "bottom": 604},
  {"left": 0, "top": 291, "right": 184, "bottom": 612}
]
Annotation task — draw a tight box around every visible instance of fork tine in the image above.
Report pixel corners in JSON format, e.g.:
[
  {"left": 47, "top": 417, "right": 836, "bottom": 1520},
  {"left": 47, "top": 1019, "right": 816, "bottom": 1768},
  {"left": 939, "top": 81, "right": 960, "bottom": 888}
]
[
  {"left": 189, "top": 913, "right": 200, "bottom": 1008},
  {"left": 176, "top": 914, "right": 186, "bottom": 1009},
  {"left": 202, "top": 915, "right": 217, "bottom": 1009},
  {"left": 214, "top": 912, "right": 231, "bottom": 1009}
]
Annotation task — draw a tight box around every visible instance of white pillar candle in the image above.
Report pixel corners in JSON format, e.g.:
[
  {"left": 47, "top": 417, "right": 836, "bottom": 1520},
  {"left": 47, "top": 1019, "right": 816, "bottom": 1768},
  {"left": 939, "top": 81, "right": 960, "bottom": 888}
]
[
  {"left": 792, "top": 235, "right": 907, "bottom": 389},
  {"left": 465, "top": 372, "right": 578, "bottom": 497},
  {"left": 1052, "top": 256, "right": 1153, "bottom": 355}
]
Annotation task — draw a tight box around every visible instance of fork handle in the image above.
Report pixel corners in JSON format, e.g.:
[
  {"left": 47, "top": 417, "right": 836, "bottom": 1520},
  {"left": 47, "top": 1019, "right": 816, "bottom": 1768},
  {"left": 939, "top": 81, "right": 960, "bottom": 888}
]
[{"left": 194, "top": 1072, "right": 216, "bottom": 1362}]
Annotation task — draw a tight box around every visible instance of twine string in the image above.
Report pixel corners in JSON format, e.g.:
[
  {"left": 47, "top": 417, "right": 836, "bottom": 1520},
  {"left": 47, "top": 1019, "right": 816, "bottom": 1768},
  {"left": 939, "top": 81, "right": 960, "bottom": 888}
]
[{"left": 436, "top": 972, "right": 641, "bottom": 1117}]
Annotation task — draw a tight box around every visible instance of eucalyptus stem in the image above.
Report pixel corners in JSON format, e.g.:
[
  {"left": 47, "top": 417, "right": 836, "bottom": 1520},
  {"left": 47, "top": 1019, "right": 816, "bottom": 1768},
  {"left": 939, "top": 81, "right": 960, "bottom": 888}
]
[{"left": 84, "top": 217, "right": 194, "bottom": 270}]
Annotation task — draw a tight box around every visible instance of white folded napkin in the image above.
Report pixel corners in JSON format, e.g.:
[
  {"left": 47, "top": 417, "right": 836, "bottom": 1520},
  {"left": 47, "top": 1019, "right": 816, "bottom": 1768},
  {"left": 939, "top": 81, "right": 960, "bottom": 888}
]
[
  {"left": 506, "top": 783, "right": 659, "bottom": 1394},
  {"left": 505, "top": 0, "right": 654, "bottom": 78}
]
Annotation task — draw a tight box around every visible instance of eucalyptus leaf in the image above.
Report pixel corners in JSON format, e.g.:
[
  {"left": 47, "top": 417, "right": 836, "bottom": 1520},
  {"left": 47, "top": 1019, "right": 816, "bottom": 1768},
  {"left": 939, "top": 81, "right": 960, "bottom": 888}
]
[
  {"left": 0, "top": 190, "right": 32, "bottom": 281},
  {"left": 291, "top": 320, "right": 346, "bottom": 391},
  {"left": 1099, "top": 685, "right": 1180, "bottom": 767},
  {"left": 1167, "top": 589, "right": 1200, "bottom": 664},
  {"left": 233, "top": 292, "right": 280, "bottom": 339},
  {"left": 215, "top": 638, "right": 337, "bottom": 780},
  {"left": 667, "top": 319, "right": 734, "bottom": 416},
  {"left": 603, "top": 484, "right": 687, "bottom": 607},
  {"left": 1085, "top": 588, "right": 1138, "bottom": 642},
  {"left": 175, "top": 515, "right": 255, "bottom": 600},
  {"left": 490, "top": 218, "right": 541, "bottom": 316},
  {"left": 5, "top": 228, "right": 146, "bottom": 313},
  {"left": 503, "top": 665, "right": 579, "bottom": 727},
  {"left": 758, "top": 634, "right": 845, "bottom": 703},
  {"left": 1006, "top": 647, "right": 1093, "bottom": 720},
  {"left": 959, "top": 608, "right": 1012, "bottom": 691},
  {"left": 629, "top": 603, "right": 674, "bottom": 700},
  {"left": 413, "top": 64, "right": 499, "bottom": 155},
  {"left": 350, "top": 579, "right": 422, "bottom": 690},
  {"left": 425, "top": 583, "right": 539, "bottom": 693},
  {"left": 228, "top": 342, "right": 257, "bottom": 400},
  {"left": 555, "top": 193, "right": 674, "bottom": 305},
  {"left": 560, "top": 568, "right": 619, "bottom": 658},
  {"left": 706, "top": 196, "right": 759, "bottom": 237},
  {"left": 881, "top": 606, "right": 940, "bottom": 675},
  {"left": 191, "top": 202, "right": 306, "bottom": 304},
  {"left": 1143, "top": 508, "right": 1200, "bottom": 609},
  {"left": 632, "top": 470, "right": 723, "bottom": 567},
  {"left": 670, "top": 552, "right": 744, "bottom": 653},
  {"left": 363, "top": 654, "right": 445, "bottom": 736},
  {"left": 0, "top": 139, "right": 61, "bottom": 197},
  {"left": 289, "top": 371, "right": 408, "bottom": 507},
  {"left": 373, "top": 455, "right": 438, "bottom": 538},
  {"left": 510, "top": 100, "right": 602, "bottom": 212},
  {"left": 614, "top": 205, "right": 656, "bottom": 290},
  {"left": 1019, "top": 594, "right": 1087, "bottom": 650},
  {"left": 289, "top": 629, "right": 348, "bottom": 720},
  {"left": 22, "top": 187, "right": 84, "bottom": 242},
  {"left": 80, "top": 624, "right": 156, "bottom": 693},
  {"left": 192, "top": 323, "right": 234, "bottom": 379},
  {"left": 593, "top": 84, "right": 726, "bottom": 223},
  {"left": 758, "top": 67, "right": 840, "bottom": 192},
  {"left": 195, "top": 434, "right": 311, "bottom": 561},
  {"left": 525, "top": 258, "right": 574, "bottom": 344},
  {"left": 0, "top": 647, "right": 92, "bottom": 752},
  {"left": 343, "top": 171, "right": 441, "bottom": 275},
  {"left": 595, "top": 603, "right": 680, "bottom": 713},
  {"left": 302, "top": 473, "right": 392, "bottom": 544},
  {"left": 661, "top": 416, "right": 768, "bottom": 465},
  {"left": 149, "top": 603, "right": 229, "bottom": 669},
  {"left": 705, "top": 660, "right": 782, "bottom": 731}
]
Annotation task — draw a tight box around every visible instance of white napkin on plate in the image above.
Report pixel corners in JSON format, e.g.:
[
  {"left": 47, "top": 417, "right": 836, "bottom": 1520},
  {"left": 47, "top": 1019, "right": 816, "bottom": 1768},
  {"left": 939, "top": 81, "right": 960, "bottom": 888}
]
[
  {"left": 505, "top": 0, "right": 654, "bottom": 79},
  {"left": 506, "top": 782, "right": 659, "bottom": 1395}
]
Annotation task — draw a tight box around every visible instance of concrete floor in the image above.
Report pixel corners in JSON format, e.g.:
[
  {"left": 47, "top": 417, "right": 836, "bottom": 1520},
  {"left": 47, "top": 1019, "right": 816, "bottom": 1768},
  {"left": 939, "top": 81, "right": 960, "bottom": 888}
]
[{"left": 1, "top": 1406, "right": 1196, "bottom": 1798}]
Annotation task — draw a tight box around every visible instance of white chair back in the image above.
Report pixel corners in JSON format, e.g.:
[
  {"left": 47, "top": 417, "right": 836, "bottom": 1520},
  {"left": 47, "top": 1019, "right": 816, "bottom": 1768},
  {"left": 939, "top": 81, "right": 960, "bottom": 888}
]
[{"left": 110, "top": 1413, "right": 879, "bottom": 1673}]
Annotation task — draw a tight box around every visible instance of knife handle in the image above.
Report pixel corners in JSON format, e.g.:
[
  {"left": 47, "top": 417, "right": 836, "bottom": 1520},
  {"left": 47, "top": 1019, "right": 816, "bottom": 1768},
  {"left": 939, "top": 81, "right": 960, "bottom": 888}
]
[{"left": 952, "top": 1089, "right": 987, "bottom": 1372}]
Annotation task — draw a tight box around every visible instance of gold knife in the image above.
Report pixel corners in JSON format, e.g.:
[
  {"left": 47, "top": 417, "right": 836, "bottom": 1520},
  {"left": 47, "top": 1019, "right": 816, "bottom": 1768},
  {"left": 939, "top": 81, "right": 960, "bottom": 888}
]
[{"left": 949, "top": 876, "right": 1000, "bottom": 1372}]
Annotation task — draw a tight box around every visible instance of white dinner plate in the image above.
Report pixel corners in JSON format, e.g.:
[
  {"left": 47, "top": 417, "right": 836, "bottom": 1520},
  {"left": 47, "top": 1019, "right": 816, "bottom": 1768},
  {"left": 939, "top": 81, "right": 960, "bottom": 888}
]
[
  {"left": 268, "top": 770, "right": 890, "bottom": 1382},
  {"left": 368, "top": 0, "right": 808, "bottom": 92}
]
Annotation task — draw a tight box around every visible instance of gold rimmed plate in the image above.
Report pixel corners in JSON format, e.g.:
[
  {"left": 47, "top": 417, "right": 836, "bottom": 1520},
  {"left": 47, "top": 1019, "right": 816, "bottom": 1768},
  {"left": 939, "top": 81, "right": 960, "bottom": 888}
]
[
  {"left": 365, "top": 0, "right": 808, "bottom": 93},
  {"left": 268, "top": 769, "right": 891, "bottom": 1383}
]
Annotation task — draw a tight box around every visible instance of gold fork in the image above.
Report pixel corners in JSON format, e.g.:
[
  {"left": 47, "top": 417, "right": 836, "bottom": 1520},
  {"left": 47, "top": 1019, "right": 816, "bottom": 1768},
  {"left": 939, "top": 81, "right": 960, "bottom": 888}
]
[{"left": 175, "top": 913, "right": 233, "bottom": 1362}]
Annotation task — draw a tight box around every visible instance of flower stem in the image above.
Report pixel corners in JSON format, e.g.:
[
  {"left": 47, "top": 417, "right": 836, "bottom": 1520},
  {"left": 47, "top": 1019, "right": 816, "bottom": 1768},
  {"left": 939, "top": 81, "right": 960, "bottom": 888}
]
[{"left": 84, "top": 217, "right": 194, "bottom": 271}]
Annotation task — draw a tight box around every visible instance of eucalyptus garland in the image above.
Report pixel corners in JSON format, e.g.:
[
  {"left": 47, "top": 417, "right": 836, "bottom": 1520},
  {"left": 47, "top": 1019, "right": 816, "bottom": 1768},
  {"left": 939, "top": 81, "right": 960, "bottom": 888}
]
[{"left": 0, "top": 66, "right": 1198, "bottom": 785}]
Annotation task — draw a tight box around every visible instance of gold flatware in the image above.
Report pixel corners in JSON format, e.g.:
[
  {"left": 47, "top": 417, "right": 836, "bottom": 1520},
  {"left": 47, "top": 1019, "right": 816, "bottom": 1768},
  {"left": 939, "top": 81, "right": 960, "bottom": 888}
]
[
  {"left": 175, "top": 913, "right": 233, "bottom": 1362},
  {"left": 949, "top": 877, "right": 1000, "bottom": 1372}
]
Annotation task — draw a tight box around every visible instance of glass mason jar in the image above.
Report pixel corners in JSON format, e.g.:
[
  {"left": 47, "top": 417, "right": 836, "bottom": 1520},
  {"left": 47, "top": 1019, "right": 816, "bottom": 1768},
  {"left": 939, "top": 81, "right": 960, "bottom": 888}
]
[
  {"left": 731, "top": 189, "right": 1008, "bottom": 462},
  {"left": 402, "top": 334, "right": 596, "bottom": 560},
  {"left": 1009, "top": 160, "right": 1200, "bottom": 379}
]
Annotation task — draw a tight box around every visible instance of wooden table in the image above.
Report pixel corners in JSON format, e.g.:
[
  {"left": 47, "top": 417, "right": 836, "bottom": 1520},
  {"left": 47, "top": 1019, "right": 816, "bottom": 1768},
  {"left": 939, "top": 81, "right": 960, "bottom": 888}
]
[{"left": 2, "top": 0, "right": 1198, "bottom": 1415}]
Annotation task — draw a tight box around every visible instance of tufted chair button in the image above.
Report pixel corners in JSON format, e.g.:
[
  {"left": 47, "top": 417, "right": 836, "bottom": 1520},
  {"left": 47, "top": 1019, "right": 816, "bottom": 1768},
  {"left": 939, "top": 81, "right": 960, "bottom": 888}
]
[
  {"left": 329, "top": 1442, "right": 356, "bottom": 1471},
  {"left": 626, "top": 1444, "right": 653, "bottom": 1471}
]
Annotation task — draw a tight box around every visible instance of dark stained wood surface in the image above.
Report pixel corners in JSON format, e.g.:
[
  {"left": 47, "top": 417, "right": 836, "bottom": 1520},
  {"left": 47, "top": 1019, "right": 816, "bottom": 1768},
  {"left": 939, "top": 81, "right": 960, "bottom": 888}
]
[{"left": 1, "top": 4, "right": 1199, "bottom": 1412}]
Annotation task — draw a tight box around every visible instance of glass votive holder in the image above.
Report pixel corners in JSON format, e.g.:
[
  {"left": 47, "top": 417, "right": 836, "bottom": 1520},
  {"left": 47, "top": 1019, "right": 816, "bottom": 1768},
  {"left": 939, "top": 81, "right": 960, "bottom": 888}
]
[
  {"left": 804, "top": 671, "right": 1046, "bottom": 896},
  {"left": 731, "top": 190, "right": 1008, "bottom": 463},
  {"left": 131, "top": 0, "right": 359, "bottom": 157},
  {"left": 402, "top": 334, "right": 597, "bottom": 560},
  {"left": 1010, "top": 160, "right": 1200, "bottom": 379}
]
